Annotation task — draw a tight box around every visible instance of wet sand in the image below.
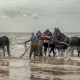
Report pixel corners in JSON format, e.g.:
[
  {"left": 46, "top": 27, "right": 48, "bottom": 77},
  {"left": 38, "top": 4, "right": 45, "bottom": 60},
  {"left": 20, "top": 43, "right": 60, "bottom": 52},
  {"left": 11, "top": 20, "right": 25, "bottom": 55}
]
[{"left": 0, "top": 56, "right": 80, "bottom": 80}]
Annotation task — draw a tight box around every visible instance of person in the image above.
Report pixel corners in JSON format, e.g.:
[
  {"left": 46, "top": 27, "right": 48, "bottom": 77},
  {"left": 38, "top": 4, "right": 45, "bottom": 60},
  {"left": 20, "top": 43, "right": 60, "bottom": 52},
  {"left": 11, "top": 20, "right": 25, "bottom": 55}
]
[
  {"left": 38, "top": 34, "right": 50, "bottom": 57},
  {"left": 25, "top": 33, "right": 36, "bottom": 42},
  {"left": 36, "top": 31, "right": 42, "bottom": 40},
  {"left": 24, "top": 33, "right": 38, "bottom": 58},
  {"left": 36, "top": 33, "right": 38, "bottom": 40}
]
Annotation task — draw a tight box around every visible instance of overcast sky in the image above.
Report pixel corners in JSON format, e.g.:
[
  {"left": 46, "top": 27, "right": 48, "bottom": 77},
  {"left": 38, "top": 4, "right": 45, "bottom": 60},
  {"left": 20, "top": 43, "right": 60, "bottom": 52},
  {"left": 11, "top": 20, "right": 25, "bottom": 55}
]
[{"left": 0, "top": 0, "right": 80, "bottom": 32}]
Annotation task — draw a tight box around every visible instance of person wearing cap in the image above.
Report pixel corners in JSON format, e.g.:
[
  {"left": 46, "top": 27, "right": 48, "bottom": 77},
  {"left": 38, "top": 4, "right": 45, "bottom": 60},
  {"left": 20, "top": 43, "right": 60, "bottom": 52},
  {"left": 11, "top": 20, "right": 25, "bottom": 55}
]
[
  {"left": 24, "top": 33, "right": 38, "bottom": 58},
  {"left": 38, "top": 34, "right": 50, "bottom": 57},
  {"left": 36, "top": 31, "right": 42, "bottom": 40}
]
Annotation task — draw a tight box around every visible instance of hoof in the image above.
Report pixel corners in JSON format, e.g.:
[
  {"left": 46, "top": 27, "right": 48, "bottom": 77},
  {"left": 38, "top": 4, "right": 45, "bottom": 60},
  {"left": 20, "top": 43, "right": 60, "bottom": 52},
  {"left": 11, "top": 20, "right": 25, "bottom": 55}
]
[{"left": 44, "top": 53, "right": 46, "bottom": 56}]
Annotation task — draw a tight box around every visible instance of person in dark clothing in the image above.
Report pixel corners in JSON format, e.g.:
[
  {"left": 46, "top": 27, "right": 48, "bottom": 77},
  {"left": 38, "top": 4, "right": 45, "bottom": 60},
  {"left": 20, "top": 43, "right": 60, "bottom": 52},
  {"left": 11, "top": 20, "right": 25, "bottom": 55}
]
[
  {"left": 36, "top": 31, "right": 42, "bottom": 40},
  {"left": 24, "top": 33, "right": 38, "bottom": 58},
  {"left": 38, "top": 34, "right": 50, "bottom": 57}
]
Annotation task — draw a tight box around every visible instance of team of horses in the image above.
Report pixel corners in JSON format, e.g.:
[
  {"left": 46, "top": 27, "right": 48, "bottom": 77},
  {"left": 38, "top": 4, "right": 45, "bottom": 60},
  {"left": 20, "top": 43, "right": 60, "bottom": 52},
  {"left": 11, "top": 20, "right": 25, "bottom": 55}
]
[
  {"left": 43, "top": 28, "right": 80, "bottom": 57},
  {"left": 0, "top": 28, "right": 80, "bottom": 58}
]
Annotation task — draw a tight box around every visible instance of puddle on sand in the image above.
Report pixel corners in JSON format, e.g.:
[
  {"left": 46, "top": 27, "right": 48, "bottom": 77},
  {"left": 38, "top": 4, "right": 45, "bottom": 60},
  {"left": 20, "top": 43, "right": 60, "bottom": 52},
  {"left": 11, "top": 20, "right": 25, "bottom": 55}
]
[{"left": 0, "top": 57, "right": 80, "bottom": 80}]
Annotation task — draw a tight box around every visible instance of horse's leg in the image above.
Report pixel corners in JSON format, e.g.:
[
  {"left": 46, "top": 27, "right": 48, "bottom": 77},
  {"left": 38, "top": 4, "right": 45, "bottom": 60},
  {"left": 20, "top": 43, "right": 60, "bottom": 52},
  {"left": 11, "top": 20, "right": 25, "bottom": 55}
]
[
  {"left": 53, "top": 49, "right": 55, "bottom": 57},
  {"left": 77, "top": 48, "right": 80, "bottom": 57},
  {"left": 44, "top": 46, "right": 47, "bottom": 56},
  {"left": 78, "top": 50, "right": 79, "bottom": 57},
  {"left": 7, "top": 44, "right": 10, "bottom": 58},
  {"left": 58, "top": 50, "right": 60, "bottom": 55},
  {"left": 48, "top": 48, "right": 52, "bottom": 57},
  {"left": 66, "top": 47, "right": 71, "bottom": 56},
  {"left": 51, "top": 47, "right": 56, "bottom": 57},
  {"left": 61, "top": 49, "right": 64, "bottom": 57},
  {"left": 71, "top": 47, "right": 74, "bottom": 57},
  {"left": 2, "top": 46, "right": 5, "bottom": 58},
  {"left": 61, "top": 50, "right": 62, "bottom": 57}
]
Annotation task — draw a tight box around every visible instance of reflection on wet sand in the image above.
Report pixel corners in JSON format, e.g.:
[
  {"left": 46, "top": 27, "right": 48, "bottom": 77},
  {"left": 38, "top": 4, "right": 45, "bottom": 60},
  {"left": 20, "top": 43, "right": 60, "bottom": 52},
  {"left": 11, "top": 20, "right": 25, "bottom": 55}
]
[
  {"left": 9, "top": 59, "right": 31, "bottom": 80},
  {"left": 0, "top": 59, "right": 9, "bottom": 78},
  {"left": 0, "top": 60, "right": 9, "bottom": 66},
  {"left": 0, "top": 56, "right": 80, "bottom": 80},
  {"left": 30, "top": 57, "right": 80, "bottom": 66},
  {"left": 0, "top": 70, "right": 9, "bottom": 77}
]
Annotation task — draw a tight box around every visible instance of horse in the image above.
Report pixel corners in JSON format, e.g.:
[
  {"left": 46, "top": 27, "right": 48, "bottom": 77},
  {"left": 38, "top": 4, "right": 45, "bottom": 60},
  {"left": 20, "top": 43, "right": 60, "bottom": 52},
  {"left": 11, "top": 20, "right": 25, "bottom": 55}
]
[
  {"left": 52, "top": 28, "right": 67, "bottom": 41},
  {"left": 43, "top": 29, "right": 56, "bottom": 57},
  {"left": 52, "top": 28, "right": 80, "bottom": 57},
  {"left": 0, "top": 36, "right": 10, "bottom": 58},
  {"left": 64, "top": 37, "right": 80, "bottom": 56},
  {"left": 43, "top": 29, "right": 52, "bottom": 36},
  {"left": 47, "top": 28, "right": 68, "bottom": 56},
  {"left": 64, "top": 37, "right": 80, "bottom": 46}
]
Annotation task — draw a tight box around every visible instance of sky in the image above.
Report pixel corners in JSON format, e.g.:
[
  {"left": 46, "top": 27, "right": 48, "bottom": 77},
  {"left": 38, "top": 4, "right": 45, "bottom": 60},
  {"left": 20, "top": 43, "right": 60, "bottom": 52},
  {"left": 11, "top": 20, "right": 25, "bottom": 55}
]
[{"left": 0, "top": 0, "right": 80, "bottom": 32}]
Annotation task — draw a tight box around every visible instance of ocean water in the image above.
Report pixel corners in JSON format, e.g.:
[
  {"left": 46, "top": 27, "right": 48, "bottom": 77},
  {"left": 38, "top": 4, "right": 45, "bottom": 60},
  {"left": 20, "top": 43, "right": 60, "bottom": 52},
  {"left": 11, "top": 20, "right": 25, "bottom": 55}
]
[
  {"left": 0, "top": 32, "right": 31, "bottom": 58},
  {"left": 64, "top": 32, "right": 80, "bottom": 37},
  {"left": 0, "top": 32, "right": 80, "bottom": 58},
  {"left": 0, "top": 32, "right": 80, "bottom": 80}
]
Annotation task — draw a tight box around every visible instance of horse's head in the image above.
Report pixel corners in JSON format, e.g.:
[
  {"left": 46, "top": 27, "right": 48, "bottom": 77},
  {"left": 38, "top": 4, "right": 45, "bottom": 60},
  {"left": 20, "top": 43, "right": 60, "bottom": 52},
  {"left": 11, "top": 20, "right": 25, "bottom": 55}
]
[
  {"left": 53, "top": 28, "right": 60, "bottom": 40},
  {"left": 43, "top": 29, "right": 52, "bottom": 36},
  {"left": 43, "top": 29, "right": 49, "bottom": 34}
]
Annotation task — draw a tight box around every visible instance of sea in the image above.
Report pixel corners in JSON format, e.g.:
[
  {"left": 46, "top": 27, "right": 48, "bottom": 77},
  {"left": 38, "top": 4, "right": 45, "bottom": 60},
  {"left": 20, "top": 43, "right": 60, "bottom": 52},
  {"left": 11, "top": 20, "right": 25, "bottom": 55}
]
[
  {"left": 0, "top": 32, "right": 80, "bottom": 57},
  {"left": 0, "top": 32, "right": 80, "bottom": 80}
]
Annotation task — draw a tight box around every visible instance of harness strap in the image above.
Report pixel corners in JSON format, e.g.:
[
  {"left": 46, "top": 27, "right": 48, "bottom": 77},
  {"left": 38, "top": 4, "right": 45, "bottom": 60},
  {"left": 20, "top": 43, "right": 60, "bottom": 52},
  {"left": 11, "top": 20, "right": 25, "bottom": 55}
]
[
  {"left": 69, "top": 38, "right": 71, "bottom": 44},
  {"left": 32, "top": 36, "right": 36, "bottom": 40}
]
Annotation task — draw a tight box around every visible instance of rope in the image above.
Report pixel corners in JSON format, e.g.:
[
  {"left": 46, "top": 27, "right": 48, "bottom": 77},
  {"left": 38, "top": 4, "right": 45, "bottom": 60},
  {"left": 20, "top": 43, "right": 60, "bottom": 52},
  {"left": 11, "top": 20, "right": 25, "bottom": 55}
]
[
  {"left": 10, "top": 30, "right": 52, "bottom": 58},
  {"left": 59, "top": 42, "right": 70, "bottom": 45},
  {"left": 10, "top": 42, "right": 24, "bottom": 45},
  {"left": 50, "top": 39, "right": 70, "bottom": 46},
  {"left": 19, "top": 44, "right": 31, "bottom": 58},
  {"left": 50, "top": 39, "right": 80, "bottom": 50},
  {"left": 9, "top": 42, "right": 30, "bottom": 58}
]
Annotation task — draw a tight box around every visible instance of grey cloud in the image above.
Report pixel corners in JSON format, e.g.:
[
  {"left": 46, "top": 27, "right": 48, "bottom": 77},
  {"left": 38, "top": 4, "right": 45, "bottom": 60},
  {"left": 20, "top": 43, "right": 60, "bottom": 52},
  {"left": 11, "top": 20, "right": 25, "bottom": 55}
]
[
  {"left": 1, "top": 16, "right": 8, "bottom": 19},
  {"left": 31, "top": 14, "right": 40, "bottom": 19},
  {"left": 0, "top": 0, "right": 80, "bottom": 32},
  {"left": 3, "top": 8, "right": 21, "bottom": 18}
]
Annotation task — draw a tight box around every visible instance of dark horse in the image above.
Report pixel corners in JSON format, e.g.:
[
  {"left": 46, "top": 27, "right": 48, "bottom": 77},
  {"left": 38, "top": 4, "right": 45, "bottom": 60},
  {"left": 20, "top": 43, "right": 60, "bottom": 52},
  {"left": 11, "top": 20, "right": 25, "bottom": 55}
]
[
  {"left": 50, "top": 28, "right": 68, "bottom": 56},
  {"left": 64, "top": 37, "right": 80, "bottom": 56},
  {"left": 0, "top": 36, "right": 10, "bottom": 58},
  {"left": 52, "top": 28, "right": 67, "bottom": 41},
  {"left": 43, "top": 29, "right": 56, "bottom": 57},
  {"left": 52, "top": 28, "right": 80, "bottom": 57}
]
